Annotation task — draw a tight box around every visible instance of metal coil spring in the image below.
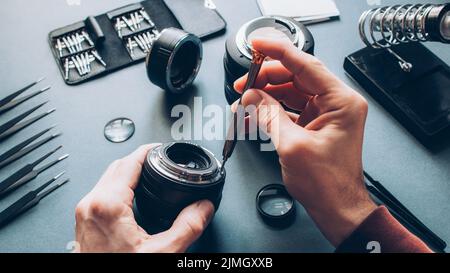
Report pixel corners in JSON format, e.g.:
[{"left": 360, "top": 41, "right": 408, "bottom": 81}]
[{"left": 359, "top": 4, "right": 437, "bottom": 48}]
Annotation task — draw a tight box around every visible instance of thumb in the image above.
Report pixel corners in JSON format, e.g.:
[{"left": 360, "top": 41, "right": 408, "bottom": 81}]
[
  {"left": 155, "top": 200, "right": 215, "bottom": 252},
  {"left": 241, "top": 89, "right": 306, "bottom": 151}
]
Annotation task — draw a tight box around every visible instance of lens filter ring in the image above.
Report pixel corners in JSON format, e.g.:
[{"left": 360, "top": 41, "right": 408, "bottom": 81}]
[{"left": 256, "top": 184, "right": 296, "bottom": 227}]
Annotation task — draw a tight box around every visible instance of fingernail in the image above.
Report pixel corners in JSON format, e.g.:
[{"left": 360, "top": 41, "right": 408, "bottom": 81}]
[
  {"left": 198, "top": 200, "right": 215, "bottom": 221},
  {"left": 241, "top": 89, "right": 263, "bottom": 107}
]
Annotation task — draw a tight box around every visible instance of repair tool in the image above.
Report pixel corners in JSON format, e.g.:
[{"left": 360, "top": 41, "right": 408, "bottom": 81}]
[
  {"left": 221, "top": 49, "right": 266, "bottom": 171},
  {"left": 0, "top": 146, "right": 68, "bottom": 197},
  {"left": 0, "top": 102, "right": 48, "bottom": 135},
  {"left": 0, "top": 86, "right": 50, "bottom": 115},
  {"left": 0, "top": 127, "right": 60, "bottom": 169},
  {"left": 0, "top": 108, "right": 55, "bottom": 142},
  {"left": 0, "top": 77, "right": 45, "bottom": 109},
  {"left": 0, "top": 172, "right": 69, "bottom": 227},
  {"left": 364, "top": 171, "right": 446, "bottom": 251}
]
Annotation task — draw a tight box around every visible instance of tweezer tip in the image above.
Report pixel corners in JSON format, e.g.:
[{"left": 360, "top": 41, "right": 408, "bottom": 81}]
[
  {"left": 53, "top": 145, "right": 63, "bottom": 152},
  {"left": 47, "top": 108, "right": 56, "bottom": 114},
  {"left": 52, "top": 132, "right": 62, "bottom": 137},
  {"left": 60, "top": 179, "right": 70, "bottom": 186},
  {"left": 54, "top": 171, "right": 66, "bottom": 180},
  {"left": 41, "top": 86, "right": 51, "bottom": 92},
  {"left": 59, "top": 154, "right": 69, "bottom": 160},
  {"left": 38, "top": 100, "right": 50, "bottom": 107},
  {"left": 36, "top": 77, "right": 46, "bottom": 83}
]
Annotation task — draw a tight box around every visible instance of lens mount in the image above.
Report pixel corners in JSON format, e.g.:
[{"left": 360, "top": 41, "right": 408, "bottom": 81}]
[
  {"left": 146, "top": 28, "right": 203, "bottom": 94},
  {"left": 148, "top": 142, "right": 223, "bottom": 184},
  {"left": 237, "top": 16, "right": 304, "bottom": 59},
  {"left": 224, "top": 16, "right": 314, "bottom": 104}
]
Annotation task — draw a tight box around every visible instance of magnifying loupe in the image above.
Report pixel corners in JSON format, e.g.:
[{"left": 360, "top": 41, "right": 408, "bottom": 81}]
[{"left": 256, "top": 184, "right": 296, "bottom": 227}]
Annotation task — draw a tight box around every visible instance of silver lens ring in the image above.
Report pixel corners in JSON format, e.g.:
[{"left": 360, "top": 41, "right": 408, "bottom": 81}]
[
  {"left": 236, "top": 16, "right": 304, "bottom": 59},
  {"left": 147, "top": 142, "right": 223, "bottom": 184}
]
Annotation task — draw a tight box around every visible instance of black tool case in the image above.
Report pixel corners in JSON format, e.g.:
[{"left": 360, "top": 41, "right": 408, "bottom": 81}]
[
  {"left": 344, "top": 42, "right": 450, "bottom": 149},
  {"left": 48, "top": 0, "right": 226, "bottom": 85}
]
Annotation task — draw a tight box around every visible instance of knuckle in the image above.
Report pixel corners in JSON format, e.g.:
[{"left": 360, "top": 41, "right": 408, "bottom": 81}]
[
  {"left": 307, "top": 56, "right": 324, "bottom": 68},
  {"left": 278, "top": 138, "right": 305, "bottom": 161},
  {"left": 88, "top": 198, "right": 113, "bottom": 219},
  {"left": 356, "top": 95, "right": 369, "bottom": 114},
  {"left": 75, "top": 200, "right": 88, "bottom": 221},
  {"left": 346, "top": 93, "right": 368, "bottom": 118},
  {"left": 186, "top": 218, "right": 207, "bottom": 237}
]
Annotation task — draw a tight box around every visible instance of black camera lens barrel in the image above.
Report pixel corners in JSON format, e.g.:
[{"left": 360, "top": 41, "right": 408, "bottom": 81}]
[
  {"left": 146, "top": 28, "right": 203, "bottom": 94},
  {"left": 136, "top": 142, "right": 225, "bottom": 226},
  {"left": 224, "top": 16, "right": 315, "bottom": 104}
]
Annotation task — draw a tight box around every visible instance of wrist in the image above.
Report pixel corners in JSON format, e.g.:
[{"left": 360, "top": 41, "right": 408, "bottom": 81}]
[{"left": 308, "top": 198, "right": 377, "bottom": 247}]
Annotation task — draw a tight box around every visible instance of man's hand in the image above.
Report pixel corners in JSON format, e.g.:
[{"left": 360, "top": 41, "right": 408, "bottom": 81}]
[
  {"left": 234, "top": 38, "right": 377, "bottom": 246},
  {"left": 75, "top": 144, "right": 214, "bottom": 253}
]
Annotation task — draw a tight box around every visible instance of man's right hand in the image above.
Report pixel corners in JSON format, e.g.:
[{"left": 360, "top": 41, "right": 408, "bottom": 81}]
[{"left": 234, "top": 38, "right": 377, "bottom": 246}]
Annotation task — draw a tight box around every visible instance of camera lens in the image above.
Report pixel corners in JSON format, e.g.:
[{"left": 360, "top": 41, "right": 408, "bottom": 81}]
[
  {"left": 135, "top": 142, "right": 225, "bottom": 227},
  {"left": 166, "top": 143, "right": 211, "bottom": 169},
  {"left": 224, "top": 16, "right": 315, "bottom": 104},
  {"left": 146, "top": 28, "right": 203, "bottom": 94}
]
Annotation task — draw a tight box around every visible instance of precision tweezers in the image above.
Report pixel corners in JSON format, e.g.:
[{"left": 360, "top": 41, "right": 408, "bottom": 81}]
[
  {"left": 364, "top": 171, "right": 447, "bottom": 251},
  {"left": 221, "top": 50, "right": 266, "bottom": 171},
  {"left": 0, "top": 86, "right": 50, "bottom": 115},
  {"left": 0, "top": 172, "right": 69, "bottom": 227},
  {"left": 0, "top": 107, "right": 55, "bottom": 142},
  {"left": 0, "top": 146, "right": 68, "bottom": 197},
  {"left": 0, "top": 77, "right": 45, "bottom": 109},
  {"left": 0, "top": 126, "right": 60, "bottom": 169}
]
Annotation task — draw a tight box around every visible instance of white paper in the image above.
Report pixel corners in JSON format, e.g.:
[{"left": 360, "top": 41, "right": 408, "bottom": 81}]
[{"left": 257, "top": 0, "right": 340, "bottom": 21}]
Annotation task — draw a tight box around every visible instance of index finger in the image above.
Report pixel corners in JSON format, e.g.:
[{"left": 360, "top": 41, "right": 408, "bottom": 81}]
[{"left": 251, "top": 37, "right": 345, "bottom": 95}]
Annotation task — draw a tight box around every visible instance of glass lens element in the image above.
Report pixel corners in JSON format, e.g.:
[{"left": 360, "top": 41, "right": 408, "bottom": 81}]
[
  {"left": 104, "top": 118, "right": 135, "bottom": 143},
  {"left": 247, "top": 26, "right": 293, "bottom": 43},
  {"left": 259, "top": 189, "right": 293, "bottom": 217}
]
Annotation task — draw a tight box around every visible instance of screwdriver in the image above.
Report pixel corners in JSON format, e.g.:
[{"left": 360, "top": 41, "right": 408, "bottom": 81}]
[{"left": 221, "top": 49, "right": 266, "bottom": 171}]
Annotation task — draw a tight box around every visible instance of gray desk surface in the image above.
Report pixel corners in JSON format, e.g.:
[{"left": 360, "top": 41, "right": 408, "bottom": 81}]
[{"left": 0, "top": 0, "right": 449, "bottom": 253}]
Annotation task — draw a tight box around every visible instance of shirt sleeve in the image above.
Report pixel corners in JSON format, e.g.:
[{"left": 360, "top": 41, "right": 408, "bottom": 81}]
[{"left": 335, "top": 206, "right": 433, "bottom": 253}]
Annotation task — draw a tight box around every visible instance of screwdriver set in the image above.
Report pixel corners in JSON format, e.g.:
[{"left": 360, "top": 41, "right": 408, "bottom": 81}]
[
  {"left": 109, "top": 6, "right": 160, "bottom": 60},
  {"left": 0, "top": 78, "right": 69, "bottom": 227},
  {"left": 48, "top": 0, "right": 226, "bottom": 85}
]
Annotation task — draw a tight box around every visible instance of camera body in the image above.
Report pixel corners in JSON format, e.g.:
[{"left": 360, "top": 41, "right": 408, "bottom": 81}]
[
  {"left": 224, "top": 16, "right": 315, "bottom": 104},
  {"left": 135, "top": 142, "right": 225, "bottom": 227}
]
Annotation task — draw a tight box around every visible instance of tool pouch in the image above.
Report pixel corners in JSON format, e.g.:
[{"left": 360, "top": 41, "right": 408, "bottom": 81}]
[{"left": 48, "top": 0, "right": 226, "bottom": 85}]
